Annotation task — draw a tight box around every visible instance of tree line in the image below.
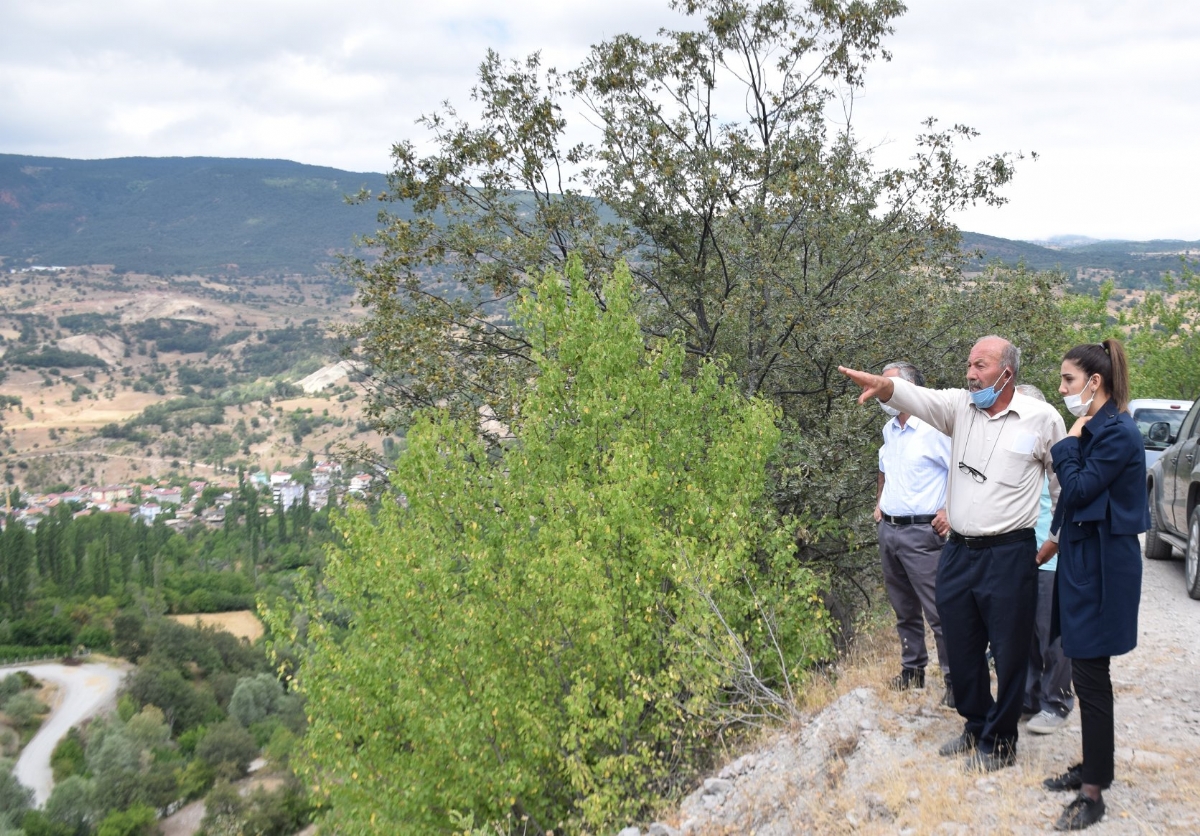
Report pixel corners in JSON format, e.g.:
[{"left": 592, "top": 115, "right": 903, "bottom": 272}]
[{"left": 0, "top": 481, "right": 333, "bottom": 662}]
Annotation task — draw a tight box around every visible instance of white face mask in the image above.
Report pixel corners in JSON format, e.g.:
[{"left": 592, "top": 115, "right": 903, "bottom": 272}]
[
  {"left": 1063, "top": 376, "right": 1097, "bottom": 418},
  {"left": 878, "top": 400, "right": 901, "bottom": 418}
]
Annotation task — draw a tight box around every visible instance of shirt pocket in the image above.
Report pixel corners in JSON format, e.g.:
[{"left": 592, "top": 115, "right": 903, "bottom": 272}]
[{"left": 993, "top": 448, "right": 1034, "bottom": 488}]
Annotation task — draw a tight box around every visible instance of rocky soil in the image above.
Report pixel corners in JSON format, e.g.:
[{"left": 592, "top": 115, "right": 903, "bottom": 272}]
[{"left": 628, "top": 552, "right": 1200, "bottom": 835}]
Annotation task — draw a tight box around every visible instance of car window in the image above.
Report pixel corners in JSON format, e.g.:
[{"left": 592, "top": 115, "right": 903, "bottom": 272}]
[
  {"left": 1180, "top": 402, "right": 1200, "bottom": 441},
  {"left": 1134, "top": 408, "right": 1191, "bottom": 447}
]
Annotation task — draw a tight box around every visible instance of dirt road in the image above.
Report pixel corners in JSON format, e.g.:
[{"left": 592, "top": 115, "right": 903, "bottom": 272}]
[{"left": 7, "top": 660, "right": 126, "bottom": 807}]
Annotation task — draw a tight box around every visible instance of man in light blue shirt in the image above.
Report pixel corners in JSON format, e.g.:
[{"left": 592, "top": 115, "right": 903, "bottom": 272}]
[
  {"left": 1016, "top": 384, "right": 1074, "bottom": 734},
  {"left": 876, "top": 362, "right": 954, "bottom": 706}
]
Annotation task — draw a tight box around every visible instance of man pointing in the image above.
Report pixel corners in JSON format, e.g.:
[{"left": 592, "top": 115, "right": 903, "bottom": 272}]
[{"left": 840, "top": 336, "right": 1065, "bottom": 772}]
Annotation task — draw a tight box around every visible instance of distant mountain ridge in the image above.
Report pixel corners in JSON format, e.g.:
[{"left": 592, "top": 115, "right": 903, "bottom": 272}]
[
  {"left": 0, "top": 154, "right": 391, "bottom": 275},
  {"left": 960, "top": 231, "right": 1200, "bottom": 287},
  {"left": 1, "top": 154, "right": 1196, "bottom": 284}
]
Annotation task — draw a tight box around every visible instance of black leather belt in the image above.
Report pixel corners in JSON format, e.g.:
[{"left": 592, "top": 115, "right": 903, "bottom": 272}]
[
  {"left": 948, "top": 528, "right": 1034, "bottom": 549},
  {"left": 881, "top": 513, "right": 937, "bottom": 526}
]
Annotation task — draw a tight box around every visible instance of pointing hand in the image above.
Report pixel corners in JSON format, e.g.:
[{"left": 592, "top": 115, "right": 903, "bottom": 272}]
[{"left": 837, "top": 366, "right": 895, "bottom": 405}]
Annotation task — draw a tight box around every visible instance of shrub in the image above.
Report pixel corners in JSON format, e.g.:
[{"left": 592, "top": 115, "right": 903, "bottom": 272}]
[
  {"left": 50, "top": 728, "right": 86, "bottom": 782},
  {"left": 95, "top": 803, "right": 156, "bottom": 836},
  {"left": 0, "top": 674, "right": 22, "bottom": 701},
  {"left": 4, "top": 691, "right": 45, "bottom": 729},
  {"left": 293, "top": 261, "right": 832, "bottom": 832},
  {"left": 228, "top": 673, "right": 283, "bottom": 728},
  {"left": 195, "top": 720, "right": 257, "bottom": 776}
]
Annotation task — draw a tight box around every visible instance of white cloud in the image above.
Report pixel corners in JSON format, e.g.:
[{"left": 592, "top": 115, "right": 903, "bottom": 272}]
[
  {"left": 849, "top": 0, "right": 1200, "bottom": 239},
  {"left": 2, "top": 0, "right": 1198, "bottom": 239}
]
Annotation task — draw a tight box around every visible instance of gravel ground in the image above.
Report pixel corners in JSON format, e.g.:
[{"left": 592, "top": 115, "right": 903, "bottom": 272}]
[{"left": 658, "top": 551, "right": 1200, "bottom": 835}]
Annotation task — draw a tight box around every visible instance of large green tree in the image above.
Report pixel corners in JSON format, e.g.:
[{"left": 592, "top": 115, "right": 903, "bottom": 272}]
[
  {"left": 344, "top": 0, "right": 1064, "bottom": 610},
  {"left": 294, "top": 260, "right": 830, "bottom": 833},
  {"left": 348, "top": 0, "right": 1028, "bottom": 431}
]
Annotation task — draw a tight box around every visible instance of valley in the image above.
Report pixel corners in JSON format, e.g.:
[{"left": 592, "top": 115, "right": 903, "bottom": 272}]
[{"left": 0, "top": 265, "right": 380, "bottom": 494}]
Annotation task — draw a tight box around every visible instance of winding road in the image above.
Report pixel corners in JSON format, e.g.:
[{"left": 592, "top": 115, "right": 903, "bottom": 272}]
[{"left": 5, "top": 660, "right": 127, "bottom": 807}]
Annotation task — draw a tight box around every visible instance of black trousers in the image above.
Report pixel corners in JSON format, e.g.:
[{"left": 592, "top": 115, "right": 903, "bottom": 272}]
[
  {"left": 936, "top": 532, "right": 1037, "bottom": 755},
  {"left": 1072, "top": 656, "right": 1115, "bottom": 788}
]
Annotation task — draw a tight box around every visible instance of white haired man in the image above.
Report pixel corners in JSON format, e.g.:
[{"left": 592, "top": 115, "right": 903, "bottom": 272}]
[
  {"left": 875, "top": 361, "right": 954, "bottom": 707},
  {"left": 840, "top": 337, "right": 1065, "bottom": 773}
]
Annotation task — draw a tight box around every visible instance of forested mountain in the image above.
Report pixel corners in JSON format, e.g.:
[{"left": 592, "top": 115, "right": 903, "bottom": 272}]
[
  {"left": 0, "top": 155, "right": 392, "bottom": 276},
  {"left": 1, "top": 154, "right": 1196, "bottom": 285},
  {"left": 960, "top": 231, "right": 1200, "bottom": 287}
]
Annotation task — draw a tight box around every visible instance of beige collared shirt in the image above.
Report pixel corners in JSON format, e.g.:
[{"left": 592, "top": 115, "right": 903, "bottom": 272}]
[{"left": 886, "top": 378, "right": 1065, "bottom": 538}]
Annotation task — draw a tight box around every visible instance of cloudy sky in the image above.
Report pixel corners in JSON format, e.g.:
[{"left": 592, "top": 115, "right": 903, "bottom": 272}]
[{"left": 3, "top": 1, "right": 1198, "bottom": 241}]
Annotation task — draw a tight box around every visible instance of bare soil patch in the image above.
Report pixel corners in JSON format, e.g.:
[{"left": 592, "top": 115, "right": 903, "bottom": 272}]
[
  {"left": 54, "top": 333, "right": 126, "bottom": 366},
  {"left": 168, "top": 611, "right": 264, "bottom": 643}
]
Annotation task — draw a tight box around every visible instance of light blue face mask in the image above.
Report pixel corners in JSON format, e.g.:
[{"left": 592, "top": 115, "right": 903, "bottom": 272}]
[{"left": 969, "top": 369, "right": 1010, "bottom": 410}]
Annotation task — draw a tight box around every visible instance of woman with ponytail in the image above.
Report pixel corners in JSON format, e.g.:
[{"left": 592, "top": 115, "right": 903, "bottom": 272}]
[{"left": 1041, "top": 338, "right": 1148, "bottom": 830}]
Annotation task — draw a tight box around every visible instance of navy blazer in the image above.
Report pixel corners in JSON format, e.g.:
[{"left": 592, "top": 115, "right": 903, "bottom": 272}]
[{"left": 1049, "top": 402, "right": 1147, "bottom": 658}]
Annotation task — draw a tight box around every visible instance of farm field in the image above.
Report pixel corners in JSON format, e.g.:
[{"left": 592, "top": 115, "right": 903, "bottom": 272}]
[
  {"left": 167, "top": 610, "right": 265, "bottom": 643},
  {"left": 0, "top": 266, "right": 389, "bottom": 490}
]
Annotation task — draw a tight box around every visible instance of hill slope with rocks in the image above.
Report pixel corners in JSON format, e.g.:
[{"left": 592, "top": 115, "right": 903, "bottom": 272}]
[{"left": 624, "top": 552, "right": 1199, "bottom": 835}]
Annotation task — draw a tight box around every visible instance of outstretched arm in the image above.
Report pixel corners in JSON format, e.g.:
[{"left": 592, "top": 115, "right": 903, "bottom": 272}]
[{"left": 838, "top": 366, "right": 895, "bottom": 405}]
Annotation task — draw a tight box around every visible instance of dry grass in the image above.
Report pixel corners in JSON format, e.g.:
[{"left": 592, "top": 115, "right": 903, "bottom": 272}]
[
  {"left": 168, "top": 610, "right": 264, "bottom": 643},
  {"left": 707, "top": 606, "right": 1200, "bottom": 836}
]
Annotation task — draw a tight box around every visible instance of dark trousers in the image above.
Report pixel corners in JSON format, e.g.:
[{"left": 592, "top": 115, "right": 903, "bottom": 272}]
[
  {"left": 1025, "top": 569, "right": 1074, "bottom": 716},
  {"left": 878, "top": 520, "right": 948, "bottom": 674},
  {"left": 1072, "top": 656, "right": 1115, "bottom": 788},
  {"left": 936, "top": 533, "right": 1037, "bottom": 755}
]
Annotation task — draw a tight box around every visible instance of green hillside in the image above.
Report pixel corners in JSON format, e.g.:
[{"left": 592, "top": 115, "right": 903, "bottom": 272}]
[
  {"left": 1, "top": 154, "right": 1196, "bottom": 286},
  {"left": 960, "top": 231, "right": 1200, "bottom": 288},
  {"left": 0, "top": 154, "right": 393, "bottom": 275}
]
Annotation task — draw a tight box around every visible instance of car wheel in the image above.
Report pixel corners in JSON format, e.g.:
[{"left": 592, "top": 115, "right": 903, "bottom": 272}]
[
  {"left": 1144, "top": 490, "right": 1173, "bottom": 560},
  {"left": 1187, "top": 507, "right": 1200, "bottom": 600}
]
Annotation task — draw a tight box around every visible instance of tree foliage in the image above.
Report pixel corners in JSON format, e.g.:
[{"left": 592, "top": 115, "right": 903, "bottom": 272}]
[
  {"left": 0, "top": 758, "right": 33, "bottom": 822},
  {"left": 195, "top": 720, "right": 259, "bottom": 777},
  {"left": 347, "top": 0, "right": 1030, "bottom": 424},
  {"left": 343, "top": 0, "right": 1063, "bottom": 609},
  {"left": 229, "top": 673, "right": 284, "bottom": 728},
  {"left": 1061, "top": 264, "right": 1200, "bottom": 400},
  {"left": 44, "top": 775, "right": 95, "bottom": 836},
  {"left": 295, "top": 260, "right": 831, "bottom": 833}
]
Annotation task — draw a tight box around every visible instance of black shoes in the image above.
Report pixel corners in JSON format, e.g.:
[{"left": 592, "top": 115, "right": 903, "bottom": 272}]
[
  {"left": 965, "top": 747, "right": 1015, "bottom": 773},
  {"left": 889, "top": 667, "right": 925, "bottom": 691},
  {"left": 1044, "top": 763, "right": 1084, "bottom": 792},
  {"left": 940, "top": 674, "right": 955, "bottom": 709},
  {"left": 938, "top": 730, "right": 1013, "bottom": 773},
  {"left": 1055, "top": 793, "right": 1105, "bottom": 830},
  {"left": 937, "top": 731, "right": 976, "bottom": 757}
]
